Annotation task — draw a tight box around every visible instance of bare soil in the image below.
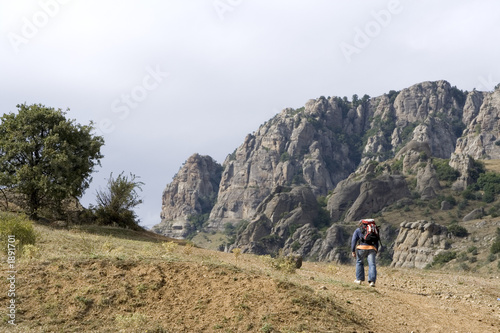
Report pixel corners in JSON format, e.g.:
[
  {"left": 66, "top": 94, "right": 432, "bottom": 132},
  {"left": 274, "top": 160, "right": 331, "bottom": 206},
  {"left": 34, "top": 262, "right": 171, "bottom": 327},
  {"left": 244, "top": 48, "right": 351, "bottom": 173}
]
[{"left": 1, "top": 225, "right": 500, "bottom": 332}]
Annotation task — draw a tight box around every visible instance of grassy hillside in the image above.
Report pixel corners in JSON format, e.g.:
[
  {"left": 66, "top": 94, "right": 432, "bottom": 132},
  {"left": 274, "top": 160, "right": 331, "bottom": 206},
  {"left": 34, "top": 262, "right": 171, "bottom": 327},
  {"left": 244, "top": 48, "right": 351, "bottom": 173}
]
[{"left": 1, "top": 222, "right": 499, "bottom": 332}]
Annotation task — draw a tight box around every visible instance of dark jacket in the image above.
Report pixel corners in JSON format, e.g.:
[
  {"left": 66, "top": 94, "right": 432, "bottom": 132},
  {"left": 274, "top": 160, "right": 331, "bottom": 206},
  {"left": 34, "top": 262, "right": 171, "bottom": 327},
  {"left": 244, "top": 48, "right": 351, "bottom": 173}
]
[{"left": 351, "top": 227, "right": 379, "bottom": 253}]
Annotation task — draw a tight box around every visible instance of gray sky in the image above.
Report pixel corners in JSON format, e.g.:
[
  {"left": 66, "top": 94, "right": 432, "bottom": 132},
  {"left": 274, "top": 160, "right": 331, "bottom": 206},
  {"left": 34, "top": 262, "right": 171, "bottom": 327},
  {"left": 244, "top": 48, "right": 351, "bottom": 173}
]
[{"left": 1, "top": 0, "right": 499, "bottom": 229}]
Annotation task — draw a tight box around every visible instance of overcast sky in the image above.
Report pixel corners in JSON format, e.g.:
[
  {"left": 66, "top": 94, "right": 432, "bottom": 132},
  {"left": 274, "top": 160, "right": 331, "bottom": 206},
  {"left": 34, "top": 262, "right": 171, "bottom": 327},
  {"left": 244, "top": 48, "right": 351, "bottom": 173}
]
[{"left": 1, "top": 0, "right": 499, "bottom": 229}]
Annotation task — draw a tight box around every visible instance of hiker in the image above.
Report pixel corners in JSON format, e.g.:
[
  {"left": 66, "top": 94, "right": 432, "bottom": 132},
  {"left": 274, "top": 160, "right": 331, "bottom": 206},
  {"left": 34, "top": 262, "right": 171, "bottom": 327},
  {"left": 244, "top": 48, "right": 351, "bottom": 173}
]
[{"left": 351, "top": 219, "right": 380, "bottom": 287}]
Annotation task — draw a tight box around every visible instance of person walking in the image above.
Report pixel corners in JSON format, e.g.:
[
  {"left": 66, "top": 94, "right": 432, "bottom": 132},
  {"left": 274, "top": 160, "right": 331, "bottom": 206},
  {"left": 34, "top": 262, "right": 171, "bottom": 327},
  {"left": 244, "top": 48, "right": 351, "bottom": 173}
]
[{"left": 351, "top": 219, "right": 380, "bottom": 287}]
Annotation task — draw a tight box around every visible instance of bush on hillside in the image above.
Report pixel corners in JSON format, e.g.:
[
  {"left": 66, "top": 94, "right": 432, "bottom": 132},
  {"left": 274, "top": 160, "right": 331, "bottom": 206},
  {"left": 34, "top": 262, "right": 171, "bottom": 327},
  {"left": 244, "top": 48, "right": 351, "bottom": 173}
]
[
  {"left": 448, "top": 224, "right": 468, "bottom": 238},
  {"left": 93, "top": 172, "right": 144, "bottom": 230},
  {"left": 0, "top": 212, "right": 37, "bottom": 254},
  {"left": 491, "top": 228, "right": 500, "bottom": 255},
  {"left": 432, "top": 158, "right": 460, "bottom": 182},
  {"left": 428, "top": 251, "right": 457, "bottom": 268}
]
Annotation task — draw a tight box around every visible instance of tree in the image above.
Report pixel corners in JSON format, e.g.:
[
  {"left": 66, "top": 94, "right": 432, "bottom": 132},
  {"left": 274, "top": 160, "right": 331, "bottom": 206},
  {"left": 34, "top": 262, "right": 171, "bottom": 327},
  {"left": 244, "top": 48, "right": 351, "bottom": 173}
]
[
  {"left": 93, "top": 172, "right": 144, "bottom": 230},
  {"left": 0, "top": 104, "right": 104, "bottom": 219}
]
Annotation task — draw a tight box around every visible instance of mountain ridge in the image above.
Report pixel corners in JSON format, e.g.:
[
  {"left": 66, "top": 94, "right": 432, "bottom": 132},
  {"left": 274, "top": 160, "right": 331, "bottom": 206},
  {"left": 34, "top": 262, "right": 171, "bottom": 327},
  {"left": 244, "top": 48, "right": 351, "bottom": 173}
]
[{"left": 153, "top": 79, "right": 500, "bottom": 265}]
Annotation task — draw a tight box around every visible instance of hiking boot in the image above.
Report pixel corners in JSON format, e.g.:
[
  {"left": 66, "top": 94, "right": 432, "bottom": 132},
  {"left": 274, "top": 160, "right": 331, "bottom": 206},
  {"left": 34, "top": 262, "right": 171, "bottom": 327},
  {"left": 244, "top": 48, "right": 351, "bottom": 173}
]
[
  {"left": 354, "top": 280, "right": 362, "bottom": 285},
  {"left": 369, "top": 281, "right": 375, "bottom": 287}
]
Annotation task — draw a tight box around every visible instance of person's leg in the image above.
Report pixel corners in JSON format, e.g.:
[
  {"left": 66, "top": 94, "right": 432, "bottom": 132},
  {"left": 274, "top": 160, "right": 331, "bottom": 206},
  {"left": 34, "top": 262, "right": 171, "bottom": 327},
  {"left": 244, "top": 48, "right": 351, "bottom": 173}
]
[
  {"left": 355, "top": 249, "right": 366, "bottom": 282},
  {"left": 367, "top": 250, "right": 377, "bottom": 283}
]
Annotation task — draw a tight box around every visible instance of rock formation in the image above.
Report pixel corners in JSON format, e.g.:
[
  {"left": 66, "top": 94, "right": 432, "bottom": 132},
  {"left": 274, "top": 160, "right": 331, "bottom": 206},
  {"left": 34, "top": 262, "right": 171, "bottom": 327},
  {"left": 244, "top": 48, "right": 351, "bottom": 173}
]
[
  {"left": 455, "top": 88, "right": 500, "bottom": 159},
  {"left": 229, "top": 186, "right": 319, "bottom": 255},
  {"left": 391, "top": 221, "right": 450, "bottom": 269},
  {"left": 151, "top": 154, "right": 222, "bottom": 238}
]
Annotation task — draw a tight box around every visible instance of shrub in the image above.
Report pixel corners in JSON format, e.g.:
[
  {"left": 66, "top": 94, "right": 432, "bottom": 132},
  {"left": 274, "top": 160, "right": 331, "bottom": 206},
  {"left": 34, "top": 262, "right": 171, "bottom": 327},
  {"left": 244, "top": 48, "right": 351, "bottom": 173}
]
[
  {"left": 313, "top": 207, "right": 331, "bottom": 229},
  {"left": 280, "top": 152, "right": 290, "bottom": 162},
  {"left": 444, "top": 195, "right": 457, "bottom": 206},
  {"left": 392, "top": 158, "right": 404, "bottom": 172},
  {"left": 162, "top": 241, "right": 178, "bottom": 254},
  {"left": 22, "top": 244, "right": 40, "bottom": 260},
  {"left": 491, "top": 228, "right": 500, "bottom": 254},
  {"left": 430, "top": 251, "right": 457, "bottom": 267},
  {"left": 483, "top": 189, "right": 495, "bottom": 203},
  {"left": 0, "top": 212, "right": 37, "bottom": 254},
  {"left": 477, "top": 172, "right": 500, "bottom": 194},
  {"left": 93, "top": 172, "right": 144, "bottom": 230},
  {"left": 448, "top": 224, "right": 468, "bottom": 238},
  {"left": 263, "top": 250, "right": 300, "bottom": 273},
  {"left": 432, "top": 158, "right": 460, "bottom": 181},
  {"left": 231, "top": 248, "right": 242, "bottom": 262},
  {"left": 461, "top": 188, "right": 477, "bottom": 200},
  {"left": 467, "top": 246, "right": 478, "bottom": 255},
  {"left": 457, "top": 199, "right": 468, "bottom": 211}
]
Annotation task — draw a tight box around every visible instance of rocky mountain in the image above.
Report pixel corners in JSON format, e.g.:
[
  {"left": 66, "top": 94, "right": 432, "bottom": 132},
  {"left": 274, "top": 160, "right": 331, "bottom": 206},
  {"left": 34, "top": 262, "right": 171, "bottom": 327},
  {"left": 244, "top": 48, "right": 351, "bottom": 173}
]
[
  {"left": 151, "top": 154, "right": 222, "bottom": 238},
  {"left": 152, "top": 80, "right": 500, "bottom": 266}
]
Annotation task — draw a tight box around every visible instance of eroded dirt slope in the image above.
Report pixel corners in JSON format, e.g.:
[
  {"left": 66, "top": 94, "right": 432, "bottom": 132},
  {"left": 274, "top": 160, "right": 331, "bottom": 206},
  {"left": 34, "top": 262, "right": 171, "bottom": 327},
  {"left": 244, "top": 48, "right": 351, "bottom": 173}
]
[{"left": 3, "top": 251, "right": 500, "bottom": 332}]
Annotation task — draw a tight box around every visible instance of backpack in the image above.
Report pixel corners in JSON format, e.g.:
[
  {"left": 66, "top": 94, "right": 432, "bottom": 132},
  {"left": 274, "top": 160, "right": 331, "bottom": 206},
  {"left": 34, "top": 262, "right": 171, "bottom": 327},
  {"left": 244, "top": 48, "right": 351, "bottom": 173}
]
[{"left": 360, "top": 219, "right": 380, "bottom": 245}]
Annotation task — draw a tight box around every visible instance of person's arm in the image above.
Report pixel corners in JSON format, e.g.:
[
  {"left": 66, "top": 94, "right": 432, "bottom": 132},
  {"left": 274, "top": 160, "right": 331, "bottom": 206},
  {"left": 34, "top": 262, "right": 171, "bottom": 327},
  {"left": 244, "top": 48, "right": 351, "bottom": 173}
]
[{"left": 351, "top": 229, "right": 359, "bottom": 257}]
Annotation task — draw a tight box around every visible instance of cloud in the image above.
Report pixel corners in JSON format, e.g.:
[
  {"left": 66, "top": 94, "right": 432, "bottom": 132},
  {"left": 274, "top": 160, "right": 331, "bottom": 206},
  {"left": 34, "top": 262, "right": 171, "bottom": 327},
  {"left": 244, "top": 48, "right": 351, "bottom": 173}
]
[{"left": 1, "top": 0, "right": 500, "bottom": 228}]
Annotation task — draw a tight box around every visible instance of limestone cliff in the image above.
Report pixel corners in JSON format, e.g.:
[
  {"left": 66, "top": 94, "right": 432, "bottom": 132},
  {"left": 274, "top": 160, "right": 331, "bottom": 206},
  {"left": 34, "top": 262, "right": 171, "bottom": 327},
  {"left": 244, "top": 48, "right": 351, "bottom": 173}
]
[
  {"left": 207, "top": 96, "right": 365, "bottom": 230},
  {"left": 151, "top": 154, "right": 222, "bottom": 238},
  {"left": 455, "top": 88, "right": 500, "bottom": 159},
  {"left": 229, "top": 186, "right": 319, "bottom": 255}
]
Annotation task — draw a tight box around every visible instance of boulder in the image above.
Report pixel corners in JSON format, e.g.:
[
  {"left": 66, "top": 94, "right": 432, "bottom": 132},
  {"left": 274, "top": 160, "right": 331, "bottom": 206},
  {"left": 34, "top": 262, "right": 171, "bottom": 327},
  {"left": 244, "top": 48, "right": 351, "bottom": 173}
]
[
  {"left": 463, "top": 208, "right": 484, "bottom": 221},
  {"left": 391, "top": 220, "right": 449, "bottom": 269}
]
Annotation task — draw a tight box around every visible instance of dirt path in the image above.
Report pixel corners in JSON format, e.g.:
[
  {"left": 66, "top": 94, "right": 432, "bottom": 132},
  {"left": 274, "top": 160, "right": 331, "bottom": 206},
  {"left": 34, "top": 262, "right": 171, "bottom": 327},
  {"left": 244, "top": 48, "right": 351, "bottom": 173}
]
[{"left": 302, "top": 264, "right": 500, "bottom": 332}]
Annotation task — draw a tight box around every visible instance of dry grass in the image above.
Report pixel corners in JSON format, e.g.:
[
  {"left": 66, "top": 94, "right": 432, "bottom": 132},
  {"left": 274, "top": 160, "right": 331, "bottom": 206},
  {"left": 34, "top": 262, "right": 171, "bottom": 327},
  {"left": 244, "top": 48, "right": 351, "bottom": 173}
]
[
  {"left": 483, "top": 159, "right": 500, "bottom": 173},
  {"left": 1, "top": 222, "right": 500, "bottom": 332}
]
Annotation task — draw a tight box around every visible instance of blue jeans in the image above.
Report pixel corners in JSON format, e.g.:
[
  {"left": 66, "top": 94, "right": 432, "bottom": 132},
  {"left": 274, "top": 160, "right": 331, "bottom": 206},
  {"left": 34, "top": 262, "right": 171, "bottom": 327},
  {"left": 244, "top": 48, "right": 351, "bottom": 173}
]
[{"left": 356, "top": 249, "right": 377, "bottom": 283}]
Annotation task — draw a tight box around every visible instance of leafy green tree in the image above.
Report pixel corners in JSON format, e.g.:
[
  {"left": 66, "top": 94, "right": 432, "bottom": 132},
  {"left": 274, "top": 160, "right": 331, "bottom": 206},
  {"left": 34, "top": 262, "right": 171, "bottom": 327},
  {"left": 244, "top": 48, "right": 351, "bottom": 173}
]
[
  {"left": 0, "top": 104, "right": 104, "bottom": 219},
  {"left": 93, "top": 172, "right": 144, "bottom": 230}
]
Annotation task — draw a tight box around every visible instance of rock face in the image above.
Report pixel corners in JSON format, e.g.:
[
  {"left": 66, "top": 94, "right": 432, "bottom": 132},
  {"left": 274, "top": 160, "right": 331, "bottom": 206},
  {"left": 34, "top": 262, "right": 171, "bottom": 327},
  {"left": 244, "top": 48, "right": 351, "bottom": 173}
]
[
  {"left": 344, "top": 173, "right": 411, "bottom": 221},
  {"left": 229, "top": 186, "right": 319, "bottom": 255},
  {"left": 455, "top": 89, "right": 500, "bottom": 159},
  {"left": 207, "top": 97, "right": 363, "bottom": 231},
  {"left": 327, "top": 162, "right": 411, "bottom": 222},
  {"left": 151, "top": 154, "right": 222, "bottom": 238},
  {"left": 391, "top": 221, "right": 450, "bottom": 269},
  {"left": 416, "top": 162, "right": 441, "bottom": 200},
  {"left": 153, "top": 80, "right": 500, "bottom": 264}
]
